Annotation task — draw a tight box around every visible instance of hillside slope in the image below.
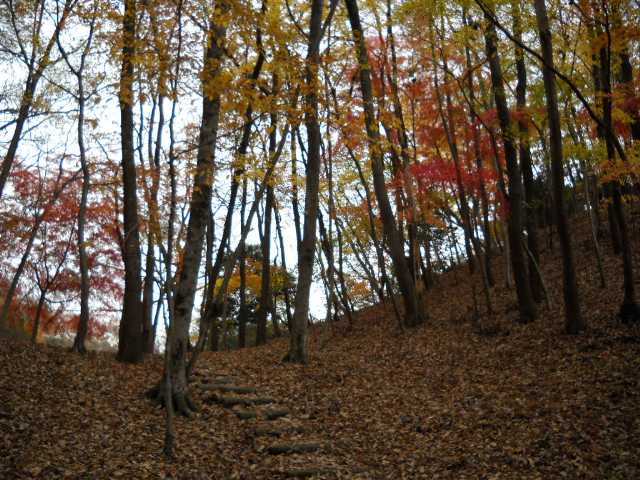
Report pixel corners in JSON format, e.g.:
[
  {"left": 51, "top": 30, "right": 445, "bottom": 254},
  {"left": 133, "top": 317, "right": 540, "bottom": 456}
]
[{"left": 1, "top": 214, "right": 640, "bottom": 479}]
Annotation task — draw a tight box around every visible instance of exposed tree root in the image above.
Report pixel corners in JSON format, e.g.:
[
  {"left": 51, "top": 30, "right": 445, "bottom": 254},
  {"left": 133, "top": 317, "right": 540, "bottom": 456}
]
[{"left": 146, "top": 383, "right": 198, "bottom": 417}]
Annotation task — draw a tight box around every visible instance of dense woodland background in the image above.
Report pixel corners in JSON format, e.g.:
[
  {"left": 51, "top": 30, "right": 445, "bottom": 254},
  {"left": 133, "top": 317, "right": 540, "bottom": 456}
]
[{"left": 1, "top": 0, "right": 640, "bottom": 476}]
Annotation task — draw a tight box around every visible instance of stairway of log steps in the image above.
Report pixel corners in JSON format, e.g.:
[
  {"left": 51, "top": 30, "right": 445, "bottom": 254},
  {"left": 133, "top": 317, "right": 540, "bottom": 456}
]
[{"left": 194, "top": 372, "right": 341, "bottom": 479}]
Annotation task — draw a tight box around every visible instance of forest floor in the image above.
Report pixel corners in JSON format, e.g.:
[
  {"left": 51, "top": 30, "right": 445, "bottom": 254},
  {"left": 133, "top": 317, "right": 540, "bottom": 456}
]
[{"left": 2, "top": 213, "right": 640, "bottom": 479}]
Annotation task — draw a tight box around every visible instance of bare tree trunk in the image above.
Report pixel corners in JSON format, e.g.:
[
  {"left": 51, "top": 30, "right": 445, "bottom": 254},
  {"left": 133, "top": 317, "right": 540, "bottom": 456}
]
[
  {"left": 73, "top": 105, "right": 91, "bottom": 353},
  {"left": 462, "top": 9, "right": 495, "bottom": 287},
  {"left": 56, "top": 11, "right": 97, "bottom": 353},
  {"left": 483, "top": 13, "right": 537, "bottom": 323},
  {"left": 256, "top": 86, "right": 278, "bottom": 346},
  {"left": 30, "top": 290, "right": 47, "bottom": 343},
  {"left": 534, "top": 0, "right": 584, "bottom": 332},
  {"left": 594, "top": 8, "right": 639, "bottom": 322},
  {"left": 290, "top": 127, "right": 303, "bottom": 249},
  {"left": 513, "top": 0, "right": 543, "bottom": 303},
  {"left": 117, "top": 0, "right": 144, "bottom": 363},
  {"left": 238, "top": 178, "right": 248, "bottom": 348},
  {"left": 151, "top": 0, "right": 228, "bottom": 415},
  {"left": 274, "top": 201, "right": 294, "bottom": 331},
  {"left": 159, "top": 0, "right": 183, "bottom": 456},
  {"left": 345, "top": 0, "right": 425, "bottom": 328},
  {"left": 162, "top": 306, "right": 176, "bottom": 459},
  {"left": 286, "top": 0, "right": 324, "bottom": 364}
]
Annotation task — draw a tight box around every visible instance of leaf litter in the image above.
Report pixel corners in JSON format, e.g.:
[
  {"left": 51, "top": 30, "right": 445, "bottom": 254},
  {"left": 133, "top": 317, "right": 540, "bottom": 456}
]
[{"left": 1, "top": 216, "right": 639, "bottom": 479}]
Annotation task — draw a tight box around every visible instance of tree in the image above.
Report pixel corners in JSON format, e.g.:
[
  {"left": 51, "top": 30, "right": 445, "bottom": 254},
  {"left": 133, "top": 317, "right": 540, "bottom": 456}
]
[
  {"left": 345, "top": 0, "right": 426, "bottom": 328},
  {"left": 152, "top": 0, "right": 230, "bottom": 417},
  {"left": 533, "top": 0, "right": 584, "bottom": 333},
  {"left": 512, "top": 0, "right": 543, "bottom": 304},
  {"left": 55, "top": 0, "right": 99, "bottom": 353},
  {"left": 117, "top": 0, "right": 144, "bottom": 363},
  {"left": 285, "top": 0, "right": 325, "bottom": 364},
  {"left": 0, "top": 0, "right": 78, "bottom": 200},
  {"left": 0, "top": 165, "right": 79, "bottom": 329},
  {"left": 256, "top": 77, "right": 278, "bottom": 347},
  {"left": 482, "top": 10, "right": 537, "bottom": 324}
]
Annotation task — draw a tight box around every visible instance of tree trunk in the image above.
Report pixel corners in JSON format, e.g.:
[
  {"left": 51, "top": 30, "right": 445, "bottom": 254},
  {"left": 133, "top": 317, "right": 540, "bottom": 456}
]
[
  {"left": 345, "top": 0, "right": 425, "bottom": 328},
  {"left": 593, "top": 2, "right": 639, "bottom": 322},
  {"left": 117, "top": 0, "right": 144, "bottom": 363},
  {"left": 513, "top": 1, "right": 543, "bottom": 303},
  {"left": 274, "top": 201, "right": 294, "bottom": 331},
  {"left": 256, "top": 96, "right": 277, "bottom": 346},
  {"left": 286, "top": 0, "right": 324, "bottom": 364},
  {"left": 30, "top": 290, "right": 47, "bottom": 343},
  {"left": 64, "top": 19, "right": 96, "bottom": 354},
  {"left": 483, "top": 14, "right": 537, "bottom": 323},
  {"left": 462, "top": 9, "right": 495, "bottom": 287},
  {"left": 151, "top": 1, "right": 228, "bottom": 414},
  {"left": 534, "top": 0, "right": 584, "bottom": 333},
  {"left": 238, "top": 178, "right": 248, "bottom": 348},
  {"left": 290, "top": 127, "right": 303, "bottom": 250},
  {"left": 73, "top": 115, "right": 91, "bottom": 353}
]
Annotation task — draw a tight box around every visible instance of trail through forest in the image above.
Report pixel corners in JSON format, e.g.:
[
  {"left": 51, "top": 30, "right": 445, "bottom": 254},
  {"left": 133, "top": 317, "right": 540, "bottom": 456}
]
[{"left": 1, "top": 216, "right": 640, "bottom": 479}]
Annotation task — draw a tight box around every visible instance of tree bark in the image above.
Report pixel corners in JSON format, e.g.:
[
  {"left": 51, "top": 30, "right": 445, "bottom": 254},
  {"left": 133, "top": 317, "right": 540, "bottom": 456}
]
[
  {"left": 238, "top": 178, "right": 248, "bottom": 348},
  {"left": 534, "top": 0, "right": 584, "bottom": 333},
  {"left": 286, "top": 0, "right": 324, "bottom": 363},
  {"left": 462, "top": 9, "right": 495, "bottom": 287},
  {"left": 345, "top": 0, "right": 425, "bottom": 328},
  {"left": 591, "top": 1, "right": 639, "bottom": 322},
  {"left": 117, "top": 0, "right": 144, "bottom": 364},
  {"left": 483, "top": 13, "right": 537, "bottom": 323},
  {"left": 151, "top": 0, "right": 229, "bottom": 414},
  {"left": 513, "top": 1, "right": 543, "bottom": 303},
  {"left": 56, "top": 12, "right": 97, "bottom": 354},
  {"left": 274, "top": 201, "right": 294, "bottom": 331},
  {"left": 256, "top": 90, "right": 278, "bottom": 346}
]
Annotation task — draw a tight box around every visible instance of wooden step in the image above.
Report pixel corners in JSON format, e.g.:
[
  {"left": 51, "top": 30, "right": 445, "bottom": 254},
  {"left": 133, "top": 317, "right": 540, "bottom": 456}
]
[
  {"left": 253, "top": 424, "right": 305, "bottom": 437},
  {"left": 235, "top": 409, "right": 257, "bottom": 420},
  {"left": 204, "top": 377, "right": 234, "bottom": 385},
  {"left": 265, "top": 407, "right": 290, "bottom": 420},
  {"left": 253, "top": 426, "right": 284, "bottom": 437}
]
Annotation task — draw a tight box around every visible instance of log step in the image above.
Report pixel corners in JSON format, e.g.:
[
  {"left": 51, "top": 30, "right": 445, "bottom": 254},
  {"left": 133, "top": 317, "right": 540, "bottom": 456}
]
[
  {"left": 235, "top": 409, "right": 257, "bottom": 420},
  {"left": 265, "top": 408, "right": 290, "bottom": 420},
  {"left": 206, "top": 377, "right": 234, "bottom": 385},
  {"left": 253, "top": 424, "right": 305, "bottom": 437},
  {"left": 266, "top": 442, "right": 322, "bottom": 455},
  {"left": 253, "top": 427, "right": 283, "bottom": 437}
]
